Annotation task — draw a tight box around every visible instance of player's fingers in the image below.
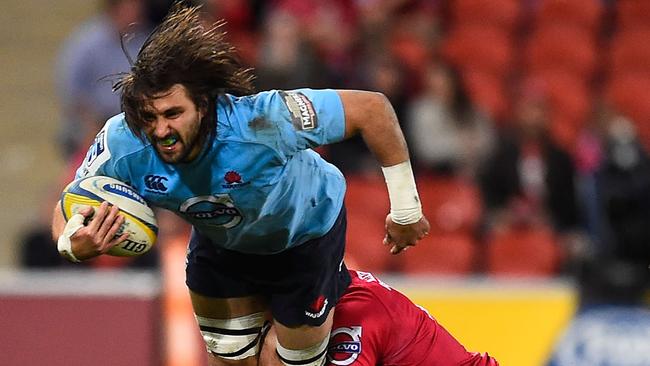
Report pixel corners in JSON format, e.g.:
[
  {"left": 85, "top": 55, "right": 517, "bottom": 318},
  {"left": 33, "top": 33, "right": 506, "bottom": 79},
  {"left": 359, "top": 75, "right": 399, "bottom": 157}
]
[
  {"left": 97, "top": 205, "right": 120, "bottom": 240},
  {"left": 79, "top": 206, "right": 95, "bottom": 218},
  {"left": 383, "top": 235, "right": 393, "bottom": 246},
  {"left": 102, "top": 215, "right": 125, "bottom": 247},
  {"left": 87, "top": 202, "right": 109, "bottom": 231},
  {"left": 106, "top": 232, "right": 130, "bottom": 252}
]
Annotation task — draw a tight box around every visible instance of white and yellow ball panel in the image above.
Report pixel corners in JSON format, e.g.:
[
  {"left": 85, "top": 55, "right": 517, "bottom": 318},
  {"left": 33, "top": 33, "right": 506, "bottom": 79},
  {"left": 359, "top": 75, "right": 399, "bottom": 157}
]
[{"left": 61, "top": 176, "right": 158, "bottom": 257}]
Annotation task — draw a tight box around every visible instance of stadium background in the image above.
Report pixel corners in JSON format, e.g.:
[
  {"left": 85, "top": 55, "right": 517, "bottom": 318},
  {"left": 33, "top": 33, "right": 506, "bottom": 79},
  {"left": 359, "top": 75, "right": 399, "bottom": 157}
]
[{"left": 1, "top": 0, "right": 649, "bottom": 365}]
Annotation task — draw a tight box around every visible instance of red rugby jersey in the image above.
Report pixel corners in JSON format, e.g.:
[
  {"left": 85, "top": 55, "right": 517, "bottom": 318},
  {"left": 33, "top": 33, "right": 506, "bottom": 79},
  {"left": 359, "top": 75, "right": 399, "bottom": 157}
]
[{"left": 327, "top": 270, "right": 498, "bottom": 366}]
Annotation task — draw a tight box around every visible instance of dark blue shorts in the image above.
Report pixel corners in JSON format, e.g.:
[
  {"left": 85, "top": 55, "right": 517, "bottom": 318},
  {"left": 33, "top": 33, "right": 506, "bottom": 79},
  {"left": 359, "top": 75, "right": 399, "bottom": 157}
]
[{"left": 185, "top": 207, "right": 351, "bottom": 327}]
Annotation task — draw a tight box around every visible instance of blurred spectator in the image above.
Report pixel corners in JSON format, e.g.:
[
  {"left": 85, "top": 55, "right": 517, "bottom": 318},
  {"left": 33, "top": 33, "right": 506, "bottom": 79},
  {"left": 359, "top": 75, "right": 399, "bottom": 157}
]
[
  {"left": 56, "top": 0, "right": 151, "bottom": 159},
  {"left": 328, "top": 54, "right": 408, "bottom": 174},
  {"left": 578, "top": 107, "right": 650, "bottom": 306},
  {"left": 406, "top": 62, "right": 494, "bottom": 177},
  {"left": 478, "top": 80, "right": 584, "bottom": 272},
  {"left": 276, "top": 0, "right": 358, "bottom": 86},
  {"left": 254, "top": 8, "right": 327, "bottom": 90}
]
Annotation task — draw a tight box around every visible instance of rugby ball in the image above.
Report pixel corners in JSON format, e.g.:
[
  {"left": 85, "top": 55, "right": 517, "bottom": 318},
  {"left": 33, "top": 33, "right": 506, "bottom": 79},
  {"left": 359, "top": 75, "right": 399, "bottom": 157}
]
[{"left": 60, "top": 175, "right": 158, "bottom": 257}]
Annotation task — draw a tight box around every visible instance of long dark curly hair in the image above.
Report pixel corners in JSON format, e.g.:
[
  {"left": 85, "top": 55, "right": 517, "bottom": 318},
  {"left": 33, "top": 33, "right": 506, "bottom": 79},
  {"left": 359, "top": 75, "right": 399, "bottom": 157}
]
[{"left": 113, "top": 3, "right": 255, "bottom": 141}]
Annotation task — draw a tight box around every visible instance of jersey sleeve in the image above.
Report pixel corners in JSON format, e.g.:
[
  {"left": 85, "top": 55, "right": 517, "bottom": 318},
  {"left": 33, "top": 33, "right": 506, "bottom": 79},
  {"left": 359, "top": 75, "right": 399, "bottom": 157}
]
[
  {"left": 73, "top": 114, "right": 137, "bottom": 182},
  {"left": 252, "top": 88, "right": 346, "bottom": 156}
]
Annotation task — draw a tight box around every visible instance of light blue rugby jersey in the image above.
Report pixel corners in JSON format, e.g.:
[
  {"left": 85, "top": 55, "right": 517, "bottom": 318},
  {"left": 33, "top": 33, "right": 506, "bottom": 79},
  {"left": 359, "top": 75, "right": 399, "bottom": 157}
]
[{"left": 76, "top": 88, "right": 347, "bottom": 254}]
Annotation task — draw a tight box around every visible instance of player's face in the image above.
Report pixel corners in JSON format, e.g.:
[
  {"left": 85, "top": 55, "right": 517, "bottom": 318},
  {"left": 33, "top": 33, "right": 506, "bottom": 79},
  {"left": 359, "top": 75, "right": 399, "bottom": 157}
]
[{"left": 142, "top": 84, "right": 205, "bottom": 163}]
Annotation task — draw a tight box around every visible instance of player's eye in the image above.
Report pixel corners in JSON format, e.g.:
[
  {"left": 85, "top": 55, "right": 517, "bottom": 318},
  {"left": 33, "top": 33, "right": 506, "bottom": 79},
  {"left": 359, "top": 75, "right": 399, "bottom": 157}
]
[
  {"left": 166, "top": 110, "right": 182, "bottom": 119},
  {"left": 142, "top": 113, "right": 156, "bottom": 123}
]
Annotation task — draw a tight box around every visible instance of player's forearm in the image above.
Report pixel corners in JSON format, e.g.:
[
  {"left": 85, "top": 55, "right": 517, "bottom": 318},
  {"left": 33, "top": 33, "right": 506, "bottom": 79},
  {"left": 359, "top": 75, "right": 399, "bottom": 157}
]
[
  {"left": 338, "top": 90, "right": 409, "bottom": 167},
  {"left": 338, "top": 90, "right": 422, "bottom": 226},
  {"left": 51, "top": 201, "right": 66, "bottom": 242}
]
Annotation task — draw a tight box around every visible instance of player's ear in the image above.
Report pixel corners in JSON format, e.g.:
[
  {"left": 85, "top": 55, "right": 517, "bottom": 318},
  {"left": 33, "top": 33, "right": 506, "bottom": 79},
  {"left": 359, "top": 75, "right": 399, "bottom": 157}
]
[
  {"left": 198, "top": 96, "right": 209, "bottom": 115},
  {"left": 197, "top": 96, "right": 209, "bottom": 121}
]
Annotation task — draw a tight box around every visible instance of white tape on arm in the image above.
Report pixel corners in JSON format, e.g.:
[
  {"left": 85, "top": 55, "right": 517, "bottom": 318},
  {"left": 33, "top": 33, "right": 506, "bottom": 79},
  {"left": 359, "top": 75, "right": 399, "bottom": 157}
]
[
  {"left": 381, "top": 161, "right": 423, "bottom": 225},
  {"left": 57, "top": 214, "right": 85, "bottom": 263}
]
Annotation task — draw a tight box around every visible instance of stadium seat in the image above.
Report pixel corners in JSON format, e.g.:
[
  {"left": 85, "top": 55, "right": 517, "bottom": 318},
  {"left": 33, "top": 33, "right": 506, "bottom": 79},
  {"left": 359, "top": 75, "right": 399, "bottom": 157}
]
[
  {"left": 523, "top": 71, "right": 591, "bottom": 150},
  {"left": 442, "top": 25, "right": 514, "bottom": 78},
  {"left": 616, "top": 0, "right": 650, "bottom": 31},
  {"left": 416, "top": 175, "right": 483, "bottom": 235},
  {"left": 486, "top": 225, "right": 563, "bottom": 277},
  {"left": 605, "top": 73, "right": 650, "bottom": 149},
  {"left": 525, "top": 26, "right": 598, "bottom": 80},
  {"left": 462, "top": 71, "right": 510, "bottom": 123},
  {"left": 535, "top": 0, "right": 603, "bottom": 32},
  {"left": 401, "top": 232, "right": 477, "bottom": 274},
  {"left": 450, "top": 0, "right": 521, "bottom": 32},
  {"left": 609, "top": 29, "right": 650, "bottom": 75},
  {"left": 344, "top": 175, "right": 483, "bottom": 274},
  {"left": 344, "top": 175, "right": 394, "bottom": 273}
]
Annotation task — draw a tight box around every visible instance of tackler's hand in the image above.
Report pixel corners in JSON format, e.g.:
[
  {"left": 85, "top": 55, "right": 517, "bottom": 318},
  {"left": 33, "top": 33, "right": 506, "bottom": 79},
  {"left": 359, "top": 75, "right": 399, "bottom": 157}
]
[{"left": 383, "top": 215, "right": 430, "bottom": 254}]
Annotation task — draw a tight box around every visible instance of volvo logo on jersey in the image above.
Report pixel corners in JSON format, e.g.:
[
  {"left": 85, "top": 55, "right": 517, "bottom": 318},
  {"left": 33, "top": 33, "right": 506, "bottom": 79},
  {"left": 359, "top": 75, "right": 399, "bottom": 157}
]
[
  {"left": 222, "top": 170, "right": 250, "bottom": 189},
  {"left": 328, "top": 326, "right": 362, "bottom": 366},
  {"left": 179, "top": 194, "right": 243, "bottom": 228},
  {"left": 144, "top": 175, "right": 168, "bottom": 192}
]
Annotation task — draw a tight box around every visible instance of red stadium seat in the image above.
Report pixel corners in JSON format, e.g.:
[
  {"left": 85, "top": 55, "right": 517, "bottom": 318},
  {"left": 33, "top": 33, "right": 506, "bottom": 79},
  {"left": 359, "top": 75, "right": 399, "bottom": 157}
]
[
  {"left": 609, "top": 29, "right": 650, "bottom": 75},
  {"left": 535, "top": 0, "right": 603, "bottom": 32},
  {"left": 525, "top": 26, "right": 598, "bottom": 80},
  {"left": 522, "top": 72, "right": 592, "bottom": 150},
  {"left": 401, "top": 232, "right": 477, "bottom": 275},
  {"left": 462, "top": 71, "right": 510, "bottom": 123},
  {"left": 616, "top": 0, "right": 650, "bottom": 31},
  {"left": 486, "top": 225, "right": 563, "bottom": 277},
  {"left": 605, "top": 73, "right": 650, "bottom": 150},
  {"left": 442, "top": 25, "right": 515, "bottom": 78},
  {"left": 344, "top": 175, "right": 483, "bottom": 274},
  {"left": 416, "top": 176, "right": 483, "bottom": 235},
  {"left": 450, "top": 0, "right": 521, "bottom": 32},
  {"left": 344, "top": 175, "right": 394, "bottom": 273}
]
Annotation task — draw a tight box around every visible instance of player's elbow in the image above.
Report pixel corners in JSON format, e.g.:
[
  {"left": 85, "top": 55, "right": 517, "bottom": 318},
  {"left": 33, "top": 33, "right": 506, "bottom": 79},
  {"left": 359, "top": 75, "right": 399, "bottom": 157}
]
[{"left": 341, "top": 90, "right": 397, "bottom": 138}]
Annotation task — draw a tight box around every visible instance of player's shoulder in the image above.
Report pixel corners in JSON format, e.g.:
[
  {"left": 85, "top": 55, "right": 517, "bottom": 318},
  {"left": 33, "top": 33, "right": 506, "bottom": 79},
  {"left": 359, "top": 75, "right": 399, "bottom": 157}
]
[
  {"left": 103, "top": 113, "right": 150, "bottom": 154},
  {"left": 348, "top": 270, "right": 394, "bottom": 293},
  {"left": 336, "top": 270, "right": 396, "bottom": 314},
  {"left": 79, "top": 114, "right": 151, "bottom": 177},
  {"left": 214, "top": 91, "right": 291, "bottom": 149},
  {"left": 218, "top": 88, "right": 339, "bottom": 129},
  {"left": 342, "top": 270, "right": 418, "bottom": 318}
]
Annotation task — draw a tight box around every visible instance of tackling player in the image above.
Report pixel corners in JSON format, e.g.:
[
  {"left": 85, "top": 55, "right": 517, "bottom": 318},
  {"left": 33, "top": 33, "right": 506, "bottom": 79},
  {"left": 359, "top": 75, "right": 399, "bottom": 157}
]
[
  {"left": 259, "top": 270, "right": 499, "bottom": 366},
  {"left": 50, "top": 4, "right": 429, "bottom": 366}
]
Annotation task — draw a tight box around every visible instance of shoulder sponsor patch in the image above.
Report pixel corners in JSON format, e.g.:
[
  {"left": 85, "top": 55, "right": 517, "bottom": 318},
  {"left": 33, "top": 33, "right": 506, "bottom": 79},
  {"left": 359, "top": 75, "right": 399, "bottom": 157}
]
[
  {"left": 82, "top": 129, "right": 111, "bottom": 176},
  {"left": 280, "top": 91, "right": 318, "bottom": 130}
]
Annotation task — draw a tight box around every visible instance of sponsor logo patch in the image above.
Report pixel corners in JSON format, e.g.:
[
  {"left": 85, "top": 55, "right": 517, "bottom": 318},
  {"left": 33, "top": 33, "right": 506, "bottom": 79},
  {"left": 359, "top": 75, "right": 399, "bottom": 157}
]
[
  {"left": 179, "top": 194, "right": 243, "bottom": 228},
  {"left": 280, "top": 91, "right": 318, "bottom": 130},
  {"left": 103, "top": 183, "right": 146, "bottom": 205},
  {"left": 328, "top": 326, "right": 362, "bottom": 366},
  {"left": 82, "top": 129, "right": 111, "bottom": 176},
  {"left": 305, "top": 295, "right": 328, "bottom": 319},
  {"left": 222, "top": 170, "right": 251, "bottom": 189},
  {"left": 144, "top": 175, "right": 168, "bottom": 192},
  {"left": 356, "top": 271, "right": 392, "bottom": 290}
]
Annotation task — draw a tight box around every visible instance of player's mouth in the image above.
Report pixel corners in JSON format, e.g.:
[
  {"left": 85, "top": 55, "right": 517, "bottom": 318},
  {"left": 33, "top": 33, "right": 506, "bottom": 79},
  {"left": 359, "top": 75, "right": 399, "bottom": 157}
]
[{"left": 157, "top": 135, "right": 180, "bottom": 151}]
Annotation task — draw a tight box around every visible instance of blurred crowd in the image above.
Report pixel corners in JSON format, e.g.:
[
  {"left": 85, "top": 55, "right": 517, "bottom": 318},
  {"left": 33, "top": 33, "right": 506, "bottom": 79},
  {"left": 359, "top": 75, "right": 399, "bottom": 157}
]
[{"left": 21, "top": 0, "right": 650, "bottom": 308}]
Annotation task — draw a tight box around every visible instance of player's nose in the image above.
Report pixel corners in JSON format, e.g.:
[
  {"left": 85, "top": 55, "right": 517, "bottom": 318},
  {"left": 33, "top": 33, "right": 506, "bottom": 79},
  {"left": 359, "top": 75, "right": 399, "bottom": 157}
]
[{"left": 152, "top": 118, "right": 171, "bottom": 138}]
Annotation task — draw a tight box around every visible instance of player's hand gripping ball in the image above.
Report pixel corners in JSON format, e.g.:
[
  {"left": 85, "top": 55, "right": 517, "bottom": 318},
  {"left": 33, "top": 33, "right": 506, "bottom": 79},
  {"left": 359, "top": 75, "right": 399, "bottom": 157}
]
[{"left": 60, "top": 176, "right": 158, "bottom": 256}]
